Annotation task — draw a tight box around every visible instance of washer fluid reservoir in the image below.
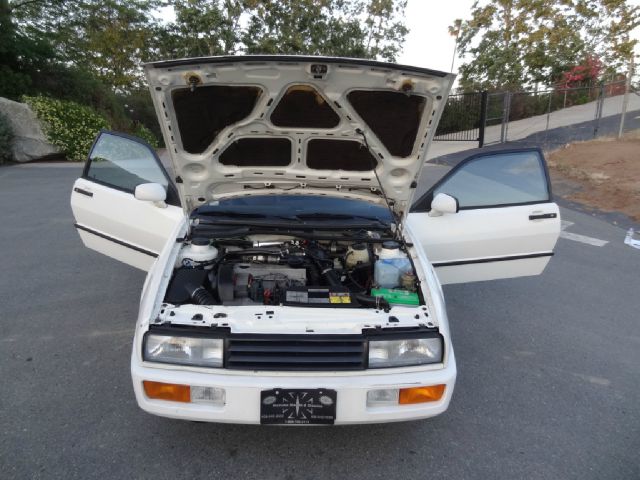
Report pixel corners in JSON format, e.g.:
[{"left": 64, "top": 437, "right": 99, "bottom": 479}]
[{"left": 374, "top": 241, "right": 412, "bottom": 289}]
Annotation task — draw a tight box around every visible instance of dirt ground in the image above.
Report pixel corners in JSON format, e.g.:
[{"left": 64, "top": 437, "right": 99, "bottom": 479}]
[{"left": 547, "top": 132, "right": 640, "bottom": 222}]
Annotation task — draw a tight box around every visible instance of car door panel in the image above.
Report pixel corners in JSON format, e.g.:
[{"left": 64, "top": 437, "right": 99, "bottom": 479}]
[
  {"left": 408, "top": 148, "right": 560, "bottom": 285},
  {"left": 71, "top": 131, "right": 184, "bottom": 271},
  {"left": 407, "top": 203, "right": 559, "bottom": 284}
]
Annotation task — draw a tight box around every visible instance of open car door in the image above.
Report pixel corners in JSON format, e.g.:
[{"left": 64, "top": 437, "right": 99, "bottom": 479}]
[
  {"left": 70, "top": 131, "right": 184, "bottom": 271},
  {"left": 407, "top": 148, "right": 560, "bottom": 285}
]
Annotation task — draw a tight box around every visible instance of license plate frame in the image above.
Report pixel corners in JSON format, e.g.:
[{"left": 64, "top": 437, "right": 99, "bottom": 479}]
[{"left": 260, "top": 388, "right": 337, "bottom": 425}]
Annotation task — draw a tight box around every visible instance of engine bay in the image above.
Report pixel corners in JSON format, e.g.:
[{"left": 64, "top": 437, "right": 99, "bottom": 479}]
[{"left": 164, "top": 233, "right": 423, "bottom": 311}]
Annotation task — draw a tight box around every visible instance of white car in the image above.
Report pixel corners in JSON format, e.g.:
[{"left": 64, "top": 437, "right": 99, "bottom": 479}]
[{"left": 70, "top": 56, "right": 560, "bottom": 425}]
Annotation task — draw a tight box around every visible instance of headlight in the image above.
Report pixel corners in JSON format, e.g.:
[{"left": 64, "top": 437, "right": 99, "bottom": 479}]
[
  {"left": 144, "top": 334, "right": 223, "bottom": 367},
  {"left": 368, "top": 336, "right": 443, "bottom": 368}
]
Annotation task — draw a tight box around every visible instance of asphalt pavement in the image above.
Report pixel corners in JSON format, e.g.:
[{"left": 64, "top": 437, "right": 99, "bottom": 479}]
[{"left": 1, "top": 163, "right": 639, "bottom": 479}]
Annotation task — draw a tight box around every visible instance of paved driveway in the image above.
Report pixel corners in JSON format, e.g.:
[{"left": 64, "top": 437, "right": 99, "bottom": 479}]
[{"left": 1, "top": 163, "right": 639, "bottom": 479}]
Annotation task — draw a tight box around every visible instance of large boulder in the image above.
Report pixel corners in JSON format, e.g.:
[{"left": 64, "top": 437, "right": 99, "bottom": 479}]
[{"left": 0, "top": 97, "right": 60, "bottom": 162}]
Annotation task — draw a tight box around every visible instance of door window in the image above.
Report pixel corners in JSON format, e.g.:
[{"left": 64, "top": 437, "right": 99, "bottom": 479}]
[
  {"left": 433, "top": 150, "right": 550, "bottom": 209},
  {"left": 85, "top": 132, "right": 168, "bottom": 193}
]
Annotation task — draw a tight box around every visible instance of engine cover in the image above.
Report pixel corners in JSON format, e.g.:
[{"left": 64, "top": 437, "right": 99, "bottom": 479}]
[{"left": 232, "top": 263, "right": 306, "bottom": 299}]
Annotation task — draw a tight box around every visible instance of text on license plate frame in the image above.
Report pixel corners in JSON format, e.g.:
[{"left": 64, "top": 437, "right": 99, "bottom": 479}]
[{"left": 260, "top": 388, "right": 337, "bottom": 425}]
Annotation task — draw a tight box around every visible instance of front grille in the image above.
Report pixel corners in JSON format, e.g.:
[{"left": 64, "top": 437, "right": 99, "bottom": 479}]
[{"left": 225, "top": 335, "right": 367, "bottom": 371}]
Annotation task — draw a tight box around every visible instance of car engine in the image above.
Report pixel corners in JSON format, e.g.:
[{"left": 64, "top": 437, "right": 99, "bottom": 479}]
[{"left": 164, "top": 235, "right": 420, "bottom": 310}]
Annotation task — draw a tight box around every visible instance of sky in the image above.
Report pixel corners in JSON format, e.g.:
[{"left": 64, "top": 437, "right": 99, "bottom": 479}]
[{"left": 398, "top": 0, "right": 475, "bottom": 72}]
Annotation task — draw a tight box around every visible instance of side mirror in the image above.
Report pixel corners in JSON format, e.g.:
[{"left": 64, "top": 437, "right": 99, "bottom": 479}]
[
  {"left": 135, "top": 183, "right": 167, "bottom": 208},
  {"left": 429, "top": 192, "right": 459, "bottom": 217}
]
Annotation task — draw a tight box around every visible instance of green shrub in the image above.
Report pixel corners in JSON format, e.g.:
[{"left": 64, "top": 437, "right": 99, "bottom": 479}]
[
  {"left": 0, "top": 111, "right": 14, "bottom": 164},
  {"left": 23, "top": 95, "right": 110, "bottom": 161},
  {"left": 132, "top": 123, "right": 159, "bottom": 148},
  {"left": 30, "top": 65, "right": 128, "bottom": 129}
]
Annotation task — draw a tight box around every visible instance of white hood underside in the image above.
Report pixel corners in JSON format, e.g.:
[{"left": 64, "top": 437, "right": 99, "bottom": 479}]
[{"left": 144, "top": 56, "right": 454, "bottom": 216}]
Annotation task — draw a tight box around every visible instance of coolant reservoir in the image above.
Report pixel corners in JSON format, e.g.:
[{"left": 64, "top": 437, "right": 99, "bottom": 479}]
[
  {"left": 345, "top": 243, "right": 370, "bottom": 268},
  {"left": 374, "top": 241, "right": 412, "bottom": 289},
  {"left": 175, "top": 238, "right": 218, "bottom": 269}
]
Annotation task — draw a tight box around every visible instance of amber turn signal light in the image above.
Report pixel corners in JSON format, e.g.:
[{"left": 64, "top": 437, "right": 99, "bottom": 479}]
[
  {"left": 143, "top": 381, "right": 190, "bottom": 403},
  {"left": 399, "top": 384, "right": 446, "bottom": 404}
]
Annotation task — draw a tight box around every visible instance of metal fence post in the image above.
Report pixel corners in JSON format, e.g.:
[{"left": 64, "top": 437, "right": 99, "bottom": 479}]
[
  {"left": 503, "top": 91, "right": 511, "bottom": 143},
  {"left": 478, "top": 90, "right": 488, "bottom": 148},
  {"left": 593, "top": 83, "right": 605, "bottom": 138},
  {"left": 618, "top": 56, "right": 634, "bottom": 138},
  {"left": 543, "top": 91, "right": 553, "bottom": 147},
  {"left": 499, "top": 91, "right": 508, "bottom": 143}
]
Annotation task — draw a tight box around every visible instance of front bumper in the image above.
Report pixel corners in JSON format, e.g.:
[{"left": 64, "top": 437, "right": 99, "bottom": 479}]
[{"left": 131, "top": 353, "right": 457, "bottom": 425}]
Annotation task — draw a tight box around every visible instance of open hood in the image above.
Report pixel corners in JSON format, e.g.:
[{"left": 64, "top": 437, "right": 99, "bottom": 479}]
[{"left": 144, "top": 56, "right": 454, "bottom": 217}]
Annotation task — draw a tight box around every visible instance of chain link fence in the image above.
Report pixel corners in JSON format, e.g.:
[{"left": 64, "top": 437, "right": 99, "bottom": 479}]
[
  {"left": 484, "top": 80, "right": 638, "bottom": 149},
  {"left": 432, "top": 79, "right": 640, "bottom": 158}
]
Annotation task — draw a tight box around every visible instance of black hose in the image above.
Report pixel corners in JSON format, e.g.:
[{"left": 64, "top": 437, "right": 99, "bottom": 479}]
[
  {"left": 346, "top": 271, "right": 367, "bottom": 294},
  {"left": 306, "top": 262, "right": 321, "bottom": 284},
  {"left": 185, "top": 283, "right": 217, "bottom": 305},
  {"left": 321, "top": 267, "right": 343, "bottom": 288},
  {"left": 353, "top": 292, "right": 387, "bottom": 310},
  {"left": 346, "top": 263, "right": 373, "bottom": 294}
]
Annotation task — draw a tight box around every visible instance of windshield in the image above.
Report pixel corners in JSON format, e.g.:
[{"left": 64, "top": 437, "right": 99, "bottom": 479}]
[{"left": 193, "top": 195, "right": 393, "bottom": 224}]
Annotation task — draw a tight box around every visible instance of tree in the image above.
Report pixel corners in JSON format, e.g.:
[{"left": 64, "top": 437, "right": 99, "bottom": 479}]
[
  {"left": 152, "top": 0, "right": 408, "bottom": 67},
  {"left": 11, "top": 0, "right": 161, "bottom": 91},
  {"left": 453, "top": 0, "right": 587, "bottom": 91},
  {"left": 241, "top": 0, "right": 408, "bottom": 61},
  {"left": 0, "top": 0, "right": 56, "bottom": 98},
  {"left": 452, "top": 0, "right": 639, "bottom": 91},
  {"left": 576, "top": 0, "right": 639, "bottom": 74},
  {"left": 362, "top": 0, "right": 408, "bottom": 61},
  {"left": 559, "top": 55, "right": 603, "bottom": 88},
  {"left": 448, "top": 18, "right": 462, "bottom": 72},
  {"left": 159, "top": 0, "right": 243, "bottom": 58}
]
